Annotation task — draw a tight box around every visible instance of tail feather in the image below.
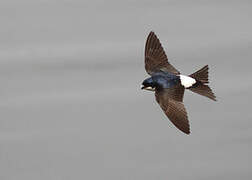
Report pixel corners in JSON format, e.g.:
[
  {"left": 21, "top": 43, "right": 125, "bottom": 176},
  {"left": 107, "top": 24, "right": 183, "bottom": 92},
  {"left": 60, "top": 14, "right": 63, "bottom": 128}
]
[
  {"left": 190, "top": 65, "right": 209, "bottom": 83},
  {"left": 189, "top": 83, "right": 216, "bottom": 101},
  {"left": 189, "top": 65, "right": 216, "bottom": 101}
]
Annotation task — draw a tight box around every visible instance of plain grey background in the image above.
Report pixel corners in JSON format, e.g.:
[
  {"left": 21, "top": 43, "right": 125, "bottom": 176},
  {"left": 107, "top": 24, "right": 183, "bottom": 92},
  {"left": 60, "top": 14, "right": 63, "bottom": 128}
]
[{"left": 0, "top": 0, "right": 251, "bottom": 179}]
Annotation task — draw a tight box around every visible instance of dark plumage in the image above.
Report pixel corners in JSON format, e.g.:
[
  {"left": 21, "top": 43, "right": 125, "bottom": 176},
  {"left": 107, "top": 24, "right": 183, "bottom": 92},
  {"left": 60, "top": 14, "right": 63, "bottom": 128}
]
[
  {"left": 142, "top": 71, "right": 180, "bottom": 90},
  {"left": 141, "top": 31, "right": 216, "bottom": 134}
]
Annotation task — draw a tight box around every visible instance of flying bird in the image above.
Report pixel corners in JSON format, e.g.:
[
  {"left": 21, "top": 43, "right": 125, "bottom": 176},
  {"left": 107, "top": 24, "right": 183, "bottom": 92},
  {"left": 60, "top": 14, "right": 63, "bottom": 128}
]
[{"left": 141, "top": 31, "right": 216, "bottom": 134}]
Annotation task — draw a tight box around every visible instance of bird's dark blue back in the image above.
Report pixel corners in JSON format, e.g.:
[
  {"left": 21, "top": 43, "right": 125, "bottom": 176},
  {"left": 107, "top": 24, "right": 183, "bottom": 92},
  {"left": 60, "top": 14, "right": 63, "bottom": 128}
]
[{"left": 151, "top": 71, "right": 180, "bottom": 89}]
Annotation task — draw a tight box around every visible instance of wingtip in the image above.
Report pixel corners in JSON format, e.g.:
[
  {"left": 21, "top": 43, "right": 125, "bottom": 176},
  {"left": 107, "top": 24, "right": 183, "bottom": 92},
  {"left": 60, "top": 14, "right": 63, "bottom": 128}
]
[
  {"left": 149, "top": 31, "right": 155, "bottom": 35},
  {"left": 183, "top": 129, "right": 190, "bottom": 135},
  {"left": 211, "top": 94, "right": 217, "bottom": 101}
]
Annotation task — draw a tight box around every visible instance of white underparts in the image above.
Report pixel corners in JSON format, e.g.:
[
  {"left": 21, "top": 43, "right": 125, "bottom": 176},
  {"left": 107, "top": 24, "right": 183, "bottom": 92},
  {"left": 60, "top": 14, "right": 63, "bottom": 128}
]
[
  {"left": 141, "top": 85, "right": 155, "bottom": 91},
  {"left": 144, "top": 86, "right": 155, "bottom": 91},
  {"left": 179, "top": 75, "right": 196, "bottom": 88}
]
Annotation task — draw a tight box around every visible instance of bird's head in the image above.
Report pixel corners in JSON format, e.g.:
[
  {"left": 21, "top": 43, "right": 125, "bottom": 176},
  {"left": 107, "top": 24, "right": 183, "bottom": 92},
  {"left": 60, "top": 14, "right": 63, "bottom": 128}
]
[{"left": 141, "top": 77, "right": 156, "bottom": 91}]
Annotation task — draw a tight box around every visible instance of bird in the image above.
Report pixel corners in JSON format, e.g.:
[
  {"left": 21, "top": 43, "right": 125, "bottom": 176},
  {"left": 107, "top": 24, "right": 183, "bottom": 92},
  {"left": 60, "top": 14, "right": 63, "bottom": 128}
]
[{"left": 141, "top": 31, "right": 216, "bottom": 134}]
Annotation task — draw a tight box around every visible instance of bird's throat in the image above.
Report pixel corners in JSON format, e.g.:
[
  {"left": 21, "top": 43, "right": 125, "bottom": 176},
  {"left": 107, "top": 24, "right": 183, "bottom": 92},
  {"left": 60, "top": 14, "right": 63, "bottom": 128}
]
[{"left": 142, "top": 86, "right": 155, "bottom": 91}]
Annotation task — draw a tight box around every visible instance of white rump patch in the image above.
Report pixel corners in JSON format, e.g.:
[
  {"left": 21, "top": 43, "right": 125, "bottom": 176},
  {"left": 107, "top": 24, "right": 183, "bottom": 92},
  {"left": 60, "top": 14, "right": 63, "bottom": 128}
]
[{"left": 179, "top": 75, "right": 196, "bottom": 88}]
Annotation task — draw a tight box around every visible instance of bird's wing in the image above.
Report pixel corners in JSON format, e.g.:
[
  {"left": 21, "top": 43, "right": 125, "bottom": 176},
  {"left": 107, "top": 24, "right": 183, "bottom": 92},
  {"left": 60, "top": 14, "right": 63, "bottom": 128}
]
[
  {"left": 155, "top": 86, "right": 190, "bottom": 134},
  {"left": 145, "top": 31, "right": 180, "bottom": 75}
]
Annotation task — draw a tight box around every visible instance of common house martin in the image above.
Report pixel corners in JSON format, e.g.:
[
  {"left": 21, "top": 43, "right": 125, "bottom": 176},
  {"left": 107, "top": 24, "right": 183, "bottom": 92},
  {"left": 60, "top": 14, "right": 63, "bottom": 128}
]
[{"left": 141, "top": 31, "right": 216, "bottom": 134}]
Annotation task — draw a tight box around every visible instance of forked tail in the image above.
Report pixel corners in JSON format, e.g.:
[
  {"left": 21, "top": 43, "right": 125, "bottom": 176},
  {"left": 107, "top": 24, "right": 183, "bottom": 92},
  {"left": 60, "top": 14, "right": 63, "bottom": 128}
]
[{"left": 189, "top": 65, "right": 216, "bottom": 101}]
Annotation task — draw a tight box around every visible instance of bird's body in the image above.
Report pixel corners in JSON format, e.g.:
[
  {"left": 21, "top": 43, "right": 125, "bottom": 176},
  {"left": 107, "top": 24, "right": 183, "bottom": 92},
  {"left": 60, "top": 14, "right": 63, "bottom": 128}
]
[
  {"left": 142, "top": 71, "right": 180, "bottom": 91},
  {"left": 142, "top": 71, "right": 197, "bottom": 91},
  {"left": 141, "top": 31, "right": 216, "bottom": 134}
]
